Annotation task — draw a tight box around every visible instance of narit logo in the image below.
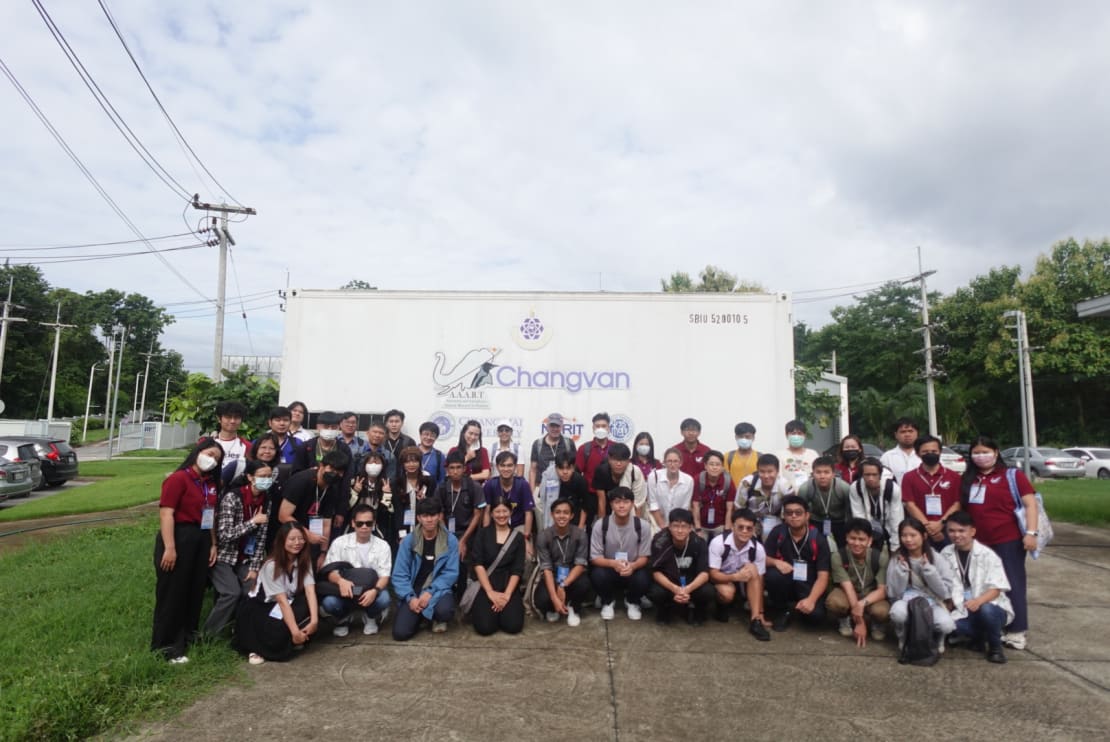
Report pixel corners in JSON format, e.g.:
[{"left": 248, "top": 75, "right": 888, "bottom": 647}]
[{"left": 513, "top": 309, "right": 553, "bottom": 350}]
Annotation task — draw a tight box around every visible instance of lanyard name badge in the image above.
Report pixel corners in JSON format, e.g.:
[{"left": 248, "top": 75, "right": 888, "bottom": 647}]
[
  {"left": 817, "top": 487, "right": 833, "bottom": 535},
  {"left": 792, "top": 536, "right": 809, "bottom": 582},
  {"left": 308, "top": 484, "right": 325, "bottom": 535},
  {"left": 555, "top": 537, "right": 571, "bottom": 584},
  {"left": 969, "top": 481, "right": 987, "bottom": 504},
  {"left": 198, "top": 479, "right": 214, "bottom": 530},
  {"left": 925, "top": 494, "right": 943, "bottom": 517},
  {"left": 448, "top": 486, "right": 463, "bottom": 533}
]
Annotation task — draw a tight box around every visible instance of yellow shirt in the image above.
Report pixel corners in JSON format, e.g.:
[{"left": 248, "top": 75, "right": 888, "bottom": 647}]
[{"left": 727, "top": 449, "right": 760, "bottom": 483}]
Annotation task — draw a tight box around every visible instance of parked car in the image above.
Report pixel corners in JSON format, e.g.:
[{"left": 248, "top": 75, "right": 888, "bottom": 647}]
[
  {"left": 1063, "top": 447, "right": 1110, "bottom": 480},
  {"left": 821, "top": 442, "right": 885, "bottom": 459},
  {"left": 949, "top": 443, "right": 971, "bottom": 458},
  {"left": 941, "top": 446, "right": 966, "bottom": 474},
  {"left": 0, "top": 442, "right": 43, "bottom": 491},
  {"left": 0, "top": 460, "right": 34, "bottom": 502},
  {"left": 0, "top": 437, "right": 79, "bottom": 487},
  {"left": 1000, "top": 447, "right": 1086, "bottom": 478}
]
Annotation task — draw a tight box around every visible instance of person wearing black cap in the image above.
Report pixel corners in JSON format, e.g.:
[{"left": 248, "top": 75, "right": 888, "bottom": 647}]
[
  {"left": 303, "top": 411, "right": 355, "bottom": 532},
  {"left": 589, "top": 486, "right": 653, "bottom": 621},
  {"left": 648, "top": 508, "right": 714, "bottom": 625}
]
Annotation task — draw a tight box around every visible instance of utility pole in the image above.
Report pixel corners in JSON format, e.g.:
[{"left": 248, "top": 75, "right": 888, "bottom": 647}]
[
  {"left": 0, "top": 276, "right": 28, "bottom": 403},
  {"left": 191, "top": 196, "right": 256, "bottom": 379},
  {"left": 1004, "top": 310, "right": 1036, "bottom": 479},
  {"left": 82, "top": 362, "right": 99, "bottom": 442},
  {"left": 131, "top": 372, "right": 144, "bottom": 422},
  {"left": 139, "top": 341, "right": 155, "bottom": 425},
  {"left": 162, "top": 377, "right": 171, "bottom": 422},
  {"left": 104, "top": 329, "right": 117, "bottom": 458},
  {"left": 42, "top": 303, "right": 76, "bottom": 422},
  {"left": 913, "top": 247, "right": 939, "bottom": 437},
  {"left": 108, "top": 326, "right": 127, "bottom": 459}
]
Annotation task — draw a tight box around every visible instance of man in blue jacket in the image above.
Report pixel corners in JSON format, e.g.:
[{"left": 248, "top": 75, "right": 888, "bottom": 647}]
[{"left": 391, "top": 497, "right": 460, "bottom": 640}]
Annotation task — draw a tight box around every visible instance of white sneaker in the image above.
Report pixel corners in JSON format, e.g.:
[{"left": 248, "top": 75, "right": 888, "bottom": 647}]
[
  {"left": 545, "top": 611, "right": 560, "bottom": 623},
  {"left": 432, "top": 621, "right": 448, "bottom": 634},
  {"left": 567, "top": 606, "right": 581, "bottom": 627},
  {"left": 168, "top": 655, "right": 189, "bottom": 665},
  {"left": 600, "top": 602, "right": 615, "bottom": 620},
  {"left": 332, "top": 624, "right": 350, "bottom": 638},
  {"left": 626, "top": 601, "right": 642, "bottom": 621},
  {"left": 363, "top": 618, "right": 379, "bottom": 635},
  {"left": 1002, "top": 631, "right": 1027, "bottom": 650},
  {"left": 247, "top": 653, "right": 265, "bottom": 665},
  {"left": 838, "top": 617, "right": 853, "bottom": 637}
]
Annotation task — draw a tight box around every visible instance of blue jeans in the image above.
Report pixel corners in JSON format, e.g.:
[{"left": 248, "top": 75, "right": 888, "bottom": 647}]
[
  {"left": 955, "top": 602, "right": 1006, "bottom": 650},
  {"left": 321, "top": 590, "right": 391, "bottom": 624}
]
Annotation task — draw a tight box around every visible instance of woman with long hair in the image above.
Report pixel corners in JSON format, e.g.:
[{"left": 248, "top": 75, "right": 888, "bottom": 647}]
[
  {"left": 235, "top": 521, "right": 319, "bottom": 664},
  {"left": 835, "top": 434, "right": 865, "bottom": 483},
  {"left": 151, "top": 437, "right": 225, "bottom": 663},
  {"left": 389, "top": 446, "right": 437, "bottom": 547},
  {"left": 959, "top": 435, "right": 1039, "bottom": 650},
  {"left": 252, "top": 432, "right": 291, "bottom": 553},
  {"left": 631, "top": 432, "right": 663, "bottom": 480},
  {"left": 886, "top": 517, "right": 956, "bottom": 652},
  {"left": 468, "top": 497, "right": 526, "bottom": 636},
  {"left": 449, "top": 420, "right": 491, "bottom": 483}
]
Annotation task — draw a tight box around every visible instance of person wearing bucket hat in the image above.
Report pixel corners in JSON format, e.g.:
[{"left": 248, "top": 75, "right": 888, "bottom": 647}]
[{"left": 489, "top": 418, "right": 523, "bottom": 477}]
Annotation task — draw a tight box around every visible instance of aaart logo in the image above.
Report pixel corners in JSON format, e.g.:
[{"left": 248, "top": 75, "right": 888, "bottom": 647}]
[
  {"left": 610, "top": 414, "right": 634, "bottom": 443},
  {"left": 432, "top": 347, "right": 501, "bottom": 395},
  {"left": 512, "top": 309, "right": 553, "bottom": 350},
  {"left": 430, "top": 411, "right": 454, "bottom": 438}
]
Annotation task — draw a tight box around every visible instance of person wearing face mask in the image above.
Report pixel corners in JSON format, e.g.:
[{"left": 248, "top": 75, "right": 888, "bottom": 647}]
[
  {"left": 576, "top": 412, "right": 614, "bottom": 511},
  {"left": 278, "top": 449, "right": 351, "bottom": 571},
  {"left": 776, "top": 419, "right": 820, "bottom": 489},
  {"left": 449, "top": 419, "right": 491, "bottom": 483},
  {"left": 959, "top": 435, "right": 1038, "bottom": 651},
  {"left": 349, "top": 451, "right": 389, "bottom": 539},
  {"left": 631, "top": 432, "right": 663, "bottom": 479},
  {"left": 204, "top": 460, "right": 274, "bottom": 637},
  {"left": 727, "top": 422, "right": 760, "bottom": 483},
  {"left": 901, "top": 435, "right": 962, "bottom": 549},
  {"left": 152, "top": 439, "right": 225, "bottom": 663},
  {"left": 834, "top": 434, "right": 865, "bottom": 484},
  {"left": 304, "top": 411, "right": 354, "bottom": 468}
]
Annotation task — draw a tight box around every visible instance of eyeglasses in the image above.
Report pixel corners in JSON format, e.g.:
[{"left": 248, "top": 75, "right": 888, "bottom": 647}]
[
  {"left": 734, "top": 524, "right": 755, "bottom": 531},
  {"left": 353, "top": 520, "right": 374, "bottom": 528},
  {"left": 783, "top": 509, "right": 806, "bottom": 517}
]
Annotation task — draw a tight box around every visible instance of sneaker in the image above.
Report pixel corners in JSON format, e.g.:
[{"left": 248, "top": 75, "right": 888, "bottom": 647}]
[
  {"left": 594, "top": 596, "right": 603, "bottom": 609},
  {"left": 600, "top": 602, "right": 615, "bottom": 620},
  {"left": 1002, "top": 631, "right": 1027, "bottom": 650},
  {"left": 870, "top": 626, "right": 886, "bottom": 642},
  {"left": 987, "top": 646, "right": 1008, "bottom": 664},
  {"left": 947, "top": 633, "right": 971, "bottom": 647},
  {"left": 838, "top": 617, "right": 853, "bottom": 637},
  {"left": 168, "top": 655, "right": 189, "bottom": 665},
  {"left": 248, "top": 653, "right": 265, "bottom": 665},
  {"left": 640, "top": 596, "right": 654, "bottom": 610},
  {"left": 772, "top": 610, "right": 792, "bottom": 632},
  {"left": 545, "top": 611, "right": 560, "bottom": 623},
  {"left": 432, "top": 621, "right": 448, "bottom": 634},
  {"left": 333, "top": 624, "right": 350, "bottom": 638},
  {"left": 936, "top": 637, "right": 946, "bottom": 655},
  {"left": 566, "top": 606, "right": 581, "bottom": 627},
  {"left": 363, "top": 618, "right": 379, "bottom": 636},
  {"left": 625, "top": 601, "right": 642, "bottom": 621},
  {"left": 749, "top": 618, "right": 771, "bottom": 642}
]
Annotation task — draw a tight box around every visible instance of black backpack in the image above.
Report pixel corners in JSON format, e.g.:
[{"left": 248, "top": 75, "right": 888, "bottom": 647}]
[
  {"left": 601, "top": 512, "right": 642, "bottom": 549},
  {"left": 899, "top": 596, "right": 940, "bottom": 666},
  {"left": 719, "top": 532, "right": 757, "bottom": 565}
]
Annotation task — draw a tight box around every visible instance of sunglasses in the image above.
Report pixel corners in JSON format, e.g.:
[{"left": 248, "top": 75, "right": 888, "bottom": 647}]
[{"left": 353, "top": 520, "right": 374, "bottom": 528}]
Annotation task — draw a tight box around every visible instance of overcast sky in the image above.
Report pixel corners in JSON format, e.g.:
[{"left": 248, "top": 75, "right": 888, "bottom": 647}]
[{"left": 2, "top": 1, "right": 1108, "bottom": 372}]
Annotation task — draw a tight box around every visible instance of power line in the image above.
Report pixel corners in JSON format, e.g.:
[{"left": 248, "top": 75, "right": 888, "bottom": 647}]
[
  {"left": 31, "top": 0, "right": 192, "bottom": 201},
  {"left": 4, "top": 242, "right": 210, "bottom": 265},
  {"left": 160, "top": 289, "right": 272, "bottom": 308},
  {"left": 0, "top": 232, "right": 197, "bottom": 251},
  {"left": 98, "top": 0, "right": 243, "bottom": 207},
  {"left": 793, "top": 275, "right": 916, "bottom": 295},
  {"left": 170, "top": 301, "right": 281, "bottom": 320},
  {"left": 228, "top": 247, "right": 255, "bottom": 354},
  {"left": 0, "top": 55, "right": 212, "bottom": 301}
]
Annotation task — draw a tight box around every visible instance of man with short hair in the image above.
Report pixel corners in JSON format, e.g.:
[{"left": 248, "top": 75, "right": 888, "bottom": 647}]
[
  {"left": 826, "top": 518, "right": 890, "bottom": 647},
  {"left": 482, "top": 450, "right": 535, "bottom": 556},
  {"left": 418, "top": 421, "right": 446, "bottom": 485},
  {"left": 673, "top": 417, "right": 711, "bottom": 480},
  {"left": 320, "top": 504, "right": 392, "bottom": 636},
  {"left": 210, "top": 400, "right": 252, "bottom": 470},
  {"left": 304, "top": 411, "right": 353, "bottom": 467},
  {"left": 432, "top": 450, "right": 485, "bottom": 601},
  {"left": 775, "top": 419, "right": 819, "bottom": 488},
  {"left": 940, "top": 512, "right": 1012, "bottom": 664},
  {"left": 554, "top": 452, "right": 591, "bottom": 530},
  {"left": 880, "top": 417, "right": 922, "bottom": 483},
  {"left": 763, "top": 495, "right": 831, "bottom": 631},
  {"left": 733, "top": 453, "right": 793, "bottom": 539},
  {"left": 589, "top": 487, "right": 652, "bottom": 621},
  {"left": 591, "top": 443, "right": 646, "bottom": 520},
  {"left": 900, "top": 434, "right": 961, "bottom": 548},
  {"left": 338, "top": 412, "right": 368, "bottom": 459},
  {"left": 383, "top": 409, "right": 417, "bottom": 462},
  {"left": 727, "top": 421, "right": 760, "bottom": 483},
  {"left": 258, "top": 405, "right": 308, "bottom": 470},
  {"left": 530, "top": 412, "right": 577, "bottom": 498},
  {"left": 796, "top": 456, "right": 852, "bottom": 549},
  {"left": 535, "top": 498, "right": 590, "bottom": 627},
  {"left": 577, "top": 412, "right": 614, "bottom": 514},
  {"left": 708, "top": 508, "right": 771, "bottom": 640},
  {"left": 391, "top": 497, "right": 460, "bottom": 640},
  {"left": 365, "top": 421, "right": 396, "bottom": 481},
  {"left": 648, "top": 508, "right": 714, "bottom": 625},
  {"left": 489, "top": 419, "right": 522, "bottom": 477},
  {"left": 848, "top": 458, "right": 904, "bottom": 551},
  {"left": 278, "top": 448, "right": 351, "bottom": 569}
]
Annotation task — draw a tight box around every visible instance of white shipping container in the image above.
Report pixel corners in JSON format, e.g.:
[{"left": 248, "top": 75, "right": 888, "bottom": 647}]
[{"left": 281, "top": 290, "right": 796, "bottom": 474}]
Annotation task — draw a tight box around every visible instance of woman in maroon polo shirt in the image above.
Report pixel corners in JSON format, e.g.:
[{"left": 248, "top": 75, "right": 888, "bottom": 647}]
[
  {"left": 151, "top": 438, "right": 225, "bottom": 663},
  {"left": 449, "top": 420, "right": 491, "bottom": 483},
  {"left": 960, "top": 435, "right": 1039, "bottom": 650}
]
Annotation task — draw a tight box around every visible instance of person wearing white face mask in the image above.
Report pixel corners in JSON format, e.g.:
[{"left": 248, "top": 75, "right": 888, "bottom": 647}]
[
  {"left": 204, "top": 461, "right": 275, "bottom": 637},
  {"left": 152, "top": 439, "right": 225, "bottom": 663},
  {"left": 727, "top": 422, "right": 760, "bottom": 484},
  {"left": 304, "top": 411, "right": 353, "bottom": 468},
  {"left": 776, "top": 419, "right": 820, "bottom": 489},
  {"left": 577, "top": 412, "right": 614, "bottom": 515}
]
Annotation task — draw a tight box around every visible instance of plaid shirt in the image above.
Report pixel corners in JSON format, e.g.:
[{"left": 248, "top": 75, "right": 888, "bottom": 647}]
[{"left": 216, "top": 486, "right": 269, "bottom": 573}]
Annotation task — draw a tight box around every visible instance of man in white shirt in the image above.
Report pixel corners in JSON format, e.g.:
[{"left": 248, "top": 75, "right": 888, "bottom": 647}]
[
  {"left": 880, "top": 417, "right": 922, "bottom": 483},
  {"left": 775, "top": 419, "right": 819, "bottom": 489},
  {"left": 941, "top": 511, "right": 1013, "bottom": 664},
  {"left": 320, "top": 504, "right": 393, "bottom": 636},
  {"left": 708, "top": 508, "right": 771, "bottom": 641}
]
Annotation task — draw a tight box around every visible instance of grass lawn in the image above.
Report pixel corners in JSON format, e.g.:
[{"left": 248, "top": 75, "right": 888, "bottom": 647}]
[
  {"left": 121, "top": 447, "right": 191, "bottom": 459},
  {"left": 0, "top": 459, "right": 174, "bottom": 523},
  {"left": 73, "top": 427, "right": 110, "bottom": 445},
  {"left": 1038, "top": 478, "right": 1110, "bottom": 527},
  {"left": 0, "top": 518, "right": 244, "bottom": 739}
]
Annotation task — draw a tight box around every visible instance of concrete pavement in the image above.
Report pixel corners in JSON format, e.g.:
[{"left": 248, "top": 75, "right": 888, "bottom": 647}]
[{"left": 129, "top": 522, "right": 1110, "bottom": 741}]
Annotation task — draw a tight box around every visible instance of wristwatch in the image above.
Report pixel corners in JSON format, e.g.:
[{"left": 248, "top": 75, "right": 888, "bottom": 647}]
[{"left": 1026, "top": 530, "right": 1039, "bottom": 536}]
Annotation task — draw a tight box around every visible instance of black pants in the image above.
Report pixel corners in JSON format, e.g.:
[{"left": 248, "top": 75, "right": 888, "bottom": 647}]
[
  {"left": 151, "top": 524, "right": 211, "bottom": 659},
  {"left": 648, "top": 582, "right": 716, "bottom": 621},
  {"left": 392, "top": 593, "right": 456, "bottom": 641},
  {"left": 764, "top": 569, "right": 827, "bottom": 624},
  {"left": 235, "top": 592, "right": 312, "bottom": 661},
  {"left": 471, "top": 590, "right": 525, "bottom": 636},
  {"left": 534, "top": 574, "right": 592, "bottom": 612},
  {"left": 589, "top": 566, "right": 651, "bottom": 605}
]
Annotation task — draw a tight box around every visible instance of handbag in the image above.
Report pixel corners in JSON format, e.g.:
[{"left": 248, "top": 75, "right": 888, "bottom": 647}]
[
  {"left": 460, "top": 528, "right": 521, "bottom": 615},
  {"left": 1005, "top": 468, "right": 1053, "bottom": 558}
]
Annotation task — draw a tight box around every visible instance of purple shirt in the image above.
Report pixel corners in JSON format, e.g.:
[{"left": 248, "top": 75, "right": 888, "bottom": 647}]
[{"left": 482, "top": 476, "right": 535, "bottom": 528}]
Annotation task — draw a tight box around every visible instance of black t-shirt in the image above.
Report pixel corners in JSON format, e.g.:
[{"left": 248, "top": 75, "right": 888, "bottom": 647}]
[
  {"left": 559, "top": 472, "right": 592, "bottom": 517},
  {"left": 414, "top": 536, "right": 437, "bottom": 592},
  {"left": 650, "top": 532, "right": 709, "bottom": 585},
  {"left": 764, "top": 524, "right": 832, "bottom": 586},
  {"left": 434, "top": 477, "right": 484, "bottom": 532},
  {"left": 282, "top": 468, "right": 341, "bottom": 523}
]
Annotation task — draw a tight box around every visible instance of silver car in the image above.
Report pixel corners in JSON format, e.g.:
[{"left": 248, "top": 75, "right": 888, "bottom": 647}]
[
  {"left": 0, "top": 460, "right": 34, "bottom": 502},
  {"left": 941, "top": 446, "right": 967, "bottom": 474},
  {"left": 1001, "top": 447, "right": 1086, "bottom": 479},
  {"left": 1064, "top": 448, "right": 1110, "bottom": 480}
]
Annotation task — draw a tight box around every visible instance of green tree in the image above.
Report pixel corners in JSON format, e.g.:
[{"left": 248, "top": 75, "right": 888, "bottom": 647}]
[
  {"left": 661, "top": 265, "right": 765, "bottom": 293},
  {"left": 169, "top": 365, "right": 279, "bottom": 438},
  {"left": 341, "top": 279, "right": 376, "bottom": 290}
]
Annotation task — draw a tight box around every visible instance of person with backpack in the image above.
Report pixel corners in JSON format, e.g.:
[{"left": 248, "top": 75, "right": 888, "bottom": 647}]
[
  {"left": 848, "top": 457, "right": 904, "bottom": 552},
  {"left": 647, "top": 508, "right": 714, "bottom": 625},
  {"left": 692, "top": 450, "right": 736, "bottom": 540},
  {"left": 796, "top": 456, "right": 851, "bottom": 549},
  {"left": 707, "top": 508, "right": 771, "bottom": 641},
  {"left": 763, "top": 495, "right": 831, "bottom": 632},
  {"left": 726, "top": 422, "right": 760, "bottom": 484},
  {"left": 887, "top": 518, "right": 956, "bottom": 656},
  {"left": 534, "top": 498, "right": 591, "bottom": 627},
  {"left": 825, "top": 518, "right": 890, "bottom": 648},
  {"left": 529, "top": 412, "right": 576, "bottom": 500},
  {"left": 591, "top": 443, "right": 646, "bottom": 520},
  {"left": 940, "top": 512, "right": 1012, "bottom": 663},
  {"left": 554, "top": 452, "right": 592, "bottom": 530},
  {"left": 647, "top": 447, "right": 694, "bottom": 531},
  {"left": 734, "top": 453, "right": 793, "bottom": 539},
  {"left": 589, "top": 487, "right": 653, "bottom": 621}
]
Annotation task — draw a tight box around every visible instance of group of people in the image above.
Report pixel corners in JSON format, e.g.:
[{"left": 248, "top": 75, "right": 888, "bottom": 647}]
[{"left": 151, "top": 406, "right": 1038, "bottom": 669}]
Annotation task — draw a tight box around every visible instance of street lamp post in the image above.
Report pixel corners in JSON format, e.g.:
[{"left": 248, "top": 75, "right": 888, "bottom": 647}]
[{"left": 82, "top": 362, "right": 99, "bottom": 442}]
